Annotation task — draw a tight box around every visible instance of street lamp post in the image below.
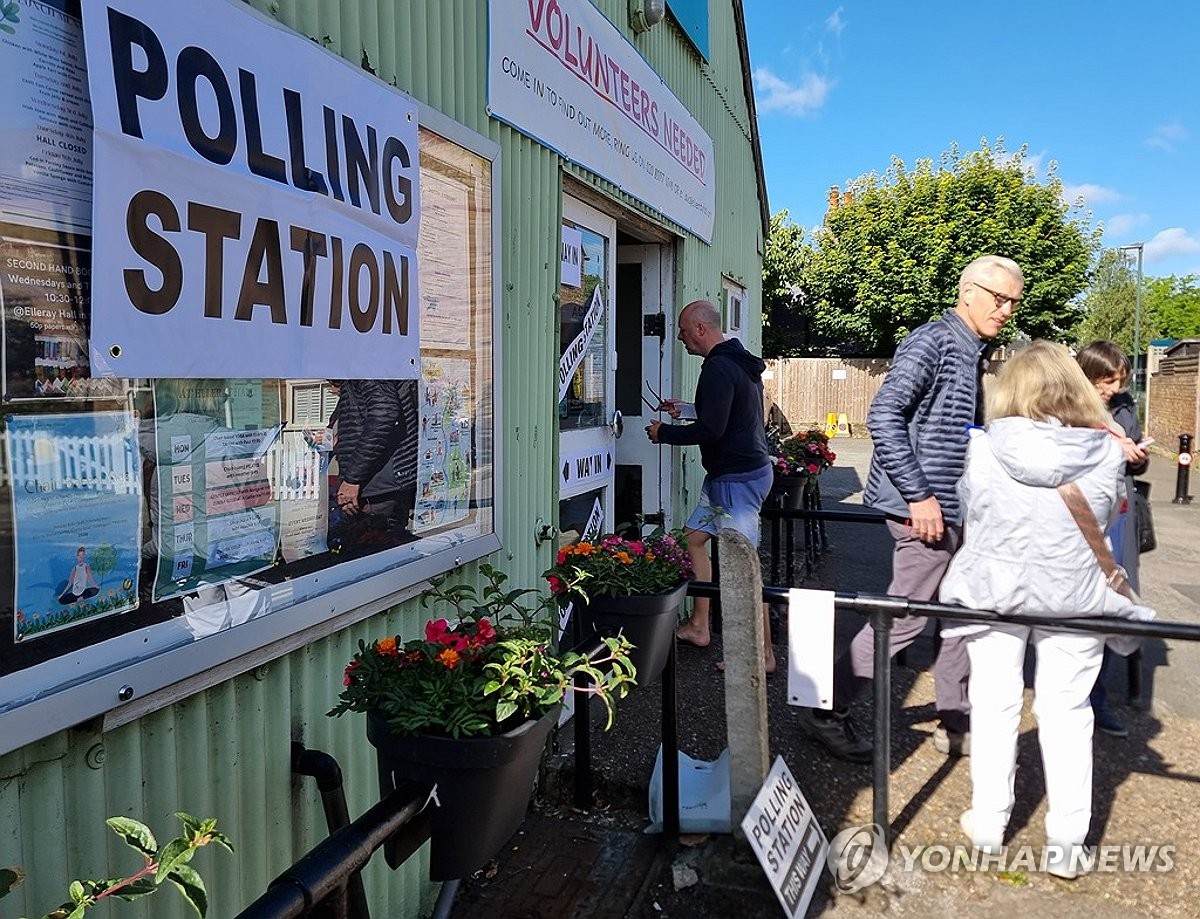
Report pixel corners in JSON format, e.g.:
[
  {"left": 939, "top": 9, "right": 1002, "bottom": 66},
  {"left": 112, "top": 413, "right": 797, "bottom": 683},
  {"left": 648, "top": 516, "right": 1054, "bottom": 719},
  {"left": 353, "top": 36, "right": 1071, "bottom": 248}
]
[{"left": 1118, "top": 242, "right": 1145, "bottom": 399}]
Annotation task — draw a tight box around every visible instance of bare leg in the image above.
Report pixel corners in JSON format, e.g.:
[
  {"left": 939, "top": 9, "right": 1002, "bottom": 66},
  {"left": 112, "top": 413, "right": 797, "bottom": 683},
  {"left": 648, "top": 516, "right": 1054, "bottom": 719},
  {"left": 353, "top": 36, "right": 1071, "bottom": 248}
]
[{"left": 676, "top": 528, "right": 712, "bottom": 647}]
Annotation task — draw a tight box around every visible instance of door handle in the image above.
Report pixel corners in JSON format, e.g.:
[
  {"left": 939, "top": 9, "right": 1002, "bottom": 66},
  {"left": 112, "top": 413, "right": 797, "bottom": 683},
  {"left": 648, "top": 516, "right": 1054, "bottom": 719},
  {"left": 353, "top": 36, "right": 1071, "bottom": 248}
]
[{"left": 610, "top": 409, "right": 624, "bottom": 438}]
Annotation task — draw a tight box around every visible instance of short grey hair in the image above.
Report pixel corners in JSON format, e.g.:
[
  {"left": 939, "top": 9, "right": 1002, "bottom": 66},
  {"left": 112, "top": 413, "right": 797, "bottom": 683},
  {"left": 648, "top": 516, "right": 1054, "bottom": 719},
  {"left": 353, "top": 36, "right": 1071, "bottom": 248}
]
[
  {"left": 959, "top": 255, "right": 1024, "bottom": 295},
  {"left": 684, "top": 299, "right": 722, "bottom": 329}
]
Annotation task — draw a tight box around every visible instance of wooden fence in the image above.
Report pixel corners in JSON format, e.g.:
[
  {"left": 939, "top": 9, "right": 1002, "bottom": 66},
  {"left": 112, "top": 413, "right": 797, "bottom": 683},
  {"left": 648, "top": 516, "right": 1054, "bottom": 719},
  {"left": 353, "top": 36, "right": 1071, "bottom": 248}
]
[{"left": 764, "top": 358, "right": 891, "bottom": 435}]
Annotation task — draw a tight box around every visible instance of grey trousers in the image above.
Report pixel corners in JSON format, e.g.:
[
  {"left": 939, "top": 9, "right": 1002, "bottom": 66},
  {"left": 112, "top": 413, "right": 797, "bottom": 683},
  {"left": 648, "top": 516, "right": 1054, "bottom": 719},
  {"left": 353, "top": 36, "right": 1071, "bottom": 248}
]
[{"left": 833, "top": 519, "right": 970, "bottom": 733}]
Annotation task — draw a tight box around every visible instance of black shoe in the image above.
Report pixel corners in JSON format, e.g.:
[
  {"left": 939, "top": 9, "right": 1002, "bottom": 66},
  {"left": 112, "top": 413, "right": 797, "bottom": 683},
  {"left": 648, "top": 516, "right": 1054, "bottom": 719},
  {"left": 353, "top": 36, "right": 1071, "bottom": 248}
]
[
  {"left": 1094, "top": 707, "right": 1128, "bottom": 738},
  {"left": 796, "top": 708, "right": 872, "bottom": 764}
]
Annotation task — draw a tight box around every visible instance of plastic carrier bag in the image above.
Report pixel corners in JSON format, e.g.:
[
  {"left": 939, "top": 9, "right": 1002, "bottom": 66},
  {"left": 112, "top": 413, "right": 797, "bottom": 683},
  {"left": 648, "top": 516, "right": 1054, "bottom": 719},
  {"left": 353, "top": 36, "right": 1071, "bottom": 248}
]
[{"left": 645, "top": 744, "right": 732, "bottom": 834}]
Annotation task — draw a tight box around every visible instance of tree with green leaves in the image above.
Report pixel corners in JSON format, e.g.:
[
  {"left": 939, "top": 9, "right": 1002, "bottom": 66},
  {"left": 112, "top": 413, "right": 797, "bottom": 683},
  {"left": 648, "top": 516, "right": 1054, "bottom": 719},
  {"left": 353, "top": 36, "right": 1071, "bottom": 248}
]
[
  {"left": 1074, "top": 249, "right": 1200, "bottom": 351},
  {"left": 89, "top": 544, "right": 117, "bottom": 589},
  {"left": 1073, "top": 249, "right": 1138, "bottom": 349},
  {"left": 762, "top": 210, "right": 809, "bottom": 357},
  {"left": 774, "top": 140, "right": 1100, "bottom": 356},
  {"left": 1146, "top": 275, "right": 1200, "bottom": 341}
]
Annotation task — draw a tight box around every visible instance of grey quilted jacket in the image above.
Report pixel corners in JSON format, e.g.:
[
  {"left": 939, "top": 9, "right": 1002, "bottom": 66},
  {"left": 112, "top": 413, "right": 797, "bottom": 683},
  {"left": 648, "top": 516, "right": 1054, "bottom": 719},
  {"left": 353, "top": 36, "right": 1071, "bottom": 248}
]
[{"left": 862, "top": 310, "right": 989, "bottom": 524}]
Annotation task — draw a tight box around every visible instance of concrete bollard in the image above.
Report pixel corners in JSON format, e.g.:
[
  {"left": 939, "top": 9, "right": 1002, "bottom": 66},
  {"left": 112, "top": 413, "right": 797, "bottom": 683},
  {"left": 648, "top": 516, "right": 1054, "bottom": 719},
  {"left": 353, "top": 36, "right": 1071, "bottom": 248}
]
[{"left": 715, "top": 526, "right": 770, "bottom": 839}]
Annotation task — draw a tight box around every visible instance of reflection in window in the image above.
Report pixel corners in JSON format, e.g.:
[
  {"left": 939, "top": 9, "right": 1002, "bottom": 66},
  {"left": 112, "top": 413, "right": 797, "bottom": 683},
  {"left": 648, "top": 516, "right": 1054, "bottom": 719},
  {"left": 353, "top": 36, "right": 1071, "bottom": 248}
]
[
  {"left": 0, "top": 127, "right": 495, "bottom": 681},
  {"left": 558, "top": 223, "right": 608, "bottom": 431}
]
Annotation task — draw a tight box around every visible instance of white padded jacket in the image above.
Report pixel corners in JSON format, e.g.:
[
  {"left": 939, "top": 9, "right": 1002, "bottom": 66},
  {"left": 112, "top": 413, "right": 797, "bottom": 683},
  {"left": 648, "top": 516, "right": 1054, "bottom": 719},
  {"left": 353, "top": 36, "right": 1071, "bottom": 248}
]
[{"left": 940, "top": 416, "right": 1144, "bottom": 624}]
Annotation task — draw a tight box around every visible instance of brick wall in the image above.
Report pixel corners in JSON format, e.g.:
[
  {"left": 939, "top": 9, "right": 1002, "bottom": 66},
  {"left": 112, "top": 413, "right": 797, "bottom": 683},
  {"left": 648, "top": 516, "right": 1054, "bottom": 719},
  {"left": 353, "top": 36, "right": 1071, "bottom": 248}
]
[{"left": 1147, "top": 365, "right": 1199, "bottom": 449}]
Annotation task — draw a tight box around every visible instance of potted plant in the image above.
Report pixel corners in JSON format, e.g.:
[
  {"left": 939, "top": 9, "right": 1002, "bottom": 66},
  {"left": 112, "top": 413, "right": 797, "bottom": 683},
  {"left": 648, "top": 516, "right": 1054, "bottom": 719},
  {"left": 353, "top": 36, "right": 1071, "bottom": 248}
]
[
  {"left": 328, "top": 564, "right": 635, "bottom": 880},
  {"left": 769, "top": 428, "right": 837, "bottom": 509},
  {"left": 543, "top": 530, "right": 694, "bottom": 681}
]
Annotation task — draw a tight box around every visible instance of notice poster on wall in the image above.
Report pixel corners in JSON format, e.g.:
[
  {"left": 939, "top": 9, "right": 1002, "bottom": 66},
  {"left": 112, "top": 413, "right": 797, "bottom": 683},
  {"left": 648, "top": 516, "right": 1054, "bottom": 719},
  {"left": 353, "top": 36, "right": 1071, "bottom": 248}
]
[
  {"left": 148, "top": 379, "right": 281, "bottom": 601},
  {"left": 276, "top": 428, "right": 332, "bottom": 563},
  {"left": 0, "top": 0, "right": 93, "bottom": 236},
  {"left": 0, "top": 235, "right": 122, "bottom": 401},
  {"left": 413, "top": 358, "right": 473, "bottom": 533},
  {"left": 81, "top": 0, "right": 422, "bottom": 381},
  {"left": 7, "top": 411, "right": 141, "bottom": 641}
]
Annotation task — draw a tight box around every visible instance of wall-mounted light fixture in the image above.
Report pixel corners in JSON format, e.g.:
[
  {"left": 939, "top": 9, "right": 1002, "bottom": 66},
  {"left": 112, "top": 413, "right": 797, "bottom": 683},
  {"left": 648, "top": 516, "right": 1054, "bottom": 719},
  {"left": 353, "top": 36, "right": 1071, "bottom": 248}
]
[{"left": 630, "top": 0, "right": 667, "bottom": 34}]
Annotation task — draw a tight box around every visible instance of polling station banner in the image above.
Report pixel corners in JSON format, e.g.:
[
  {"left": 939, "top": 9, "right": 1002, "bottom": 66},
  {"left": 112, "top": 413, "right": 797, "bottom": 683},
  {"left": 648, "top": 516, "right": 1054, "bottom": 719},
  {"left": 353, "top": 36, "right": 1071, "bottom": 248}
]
[
  {"left": 489, "top": 0, "right": 715, "bottom": 243},
  {"left": 80, "top": 0, "right": 421, "bottom": 381}
]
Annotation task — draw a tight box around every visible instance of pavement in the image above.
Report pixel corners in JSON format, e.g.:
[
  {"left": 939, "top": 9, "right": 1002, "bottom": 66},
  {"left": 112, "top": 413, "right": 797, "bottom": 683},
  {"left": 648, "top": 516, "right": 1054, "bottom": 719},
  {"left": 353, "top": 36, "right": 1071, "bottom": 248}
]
[{"left": 447, "top": 436, "right": 1200, "bottom": 919}]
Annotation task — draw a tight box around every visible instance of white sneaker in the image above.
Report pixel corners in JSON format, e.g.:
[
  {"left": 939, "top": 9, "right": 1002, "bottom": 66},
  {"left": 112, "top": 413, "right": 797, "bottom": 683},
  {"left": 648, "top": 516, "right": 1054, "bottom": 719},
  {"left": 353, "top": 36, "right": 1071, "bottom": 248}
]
[
  {"left": 1045, "top": 843, "right": 1095, "bottom": 879},
  {"left": 959, "top": 810, "right": 1003, "bottom": 856}
]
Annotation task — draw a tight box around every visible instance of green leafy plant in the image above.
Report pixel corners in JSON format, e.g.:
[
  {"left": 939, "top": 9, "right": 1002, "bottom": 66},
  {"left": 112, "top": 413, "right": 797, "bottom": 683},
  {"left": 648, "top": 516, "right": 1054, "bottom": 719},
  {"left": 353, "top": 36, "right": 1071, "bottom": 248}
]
[
  {"left": 542, "top": 530, "right": 694, "bottom": 605},
  {"left": 0, "top": 813, "right": 232, "bottom": 918},
  {"left": 328, "top": 564, "right": 637, "bottom": 738},
  {"left": 770, "top": 428, "right": 836, "bottom": 479}
]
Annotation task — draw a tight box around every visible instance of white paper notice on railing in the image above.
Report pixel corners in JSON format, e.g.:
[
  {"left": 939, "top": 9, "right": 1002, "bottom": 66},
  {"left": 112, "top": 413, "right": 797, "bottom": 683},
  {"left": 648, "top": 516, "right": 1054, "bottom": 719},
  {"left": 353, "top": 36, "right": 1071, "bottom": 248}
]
[{"left": 787, "top": 588, "right": 835, "bottom": 710}]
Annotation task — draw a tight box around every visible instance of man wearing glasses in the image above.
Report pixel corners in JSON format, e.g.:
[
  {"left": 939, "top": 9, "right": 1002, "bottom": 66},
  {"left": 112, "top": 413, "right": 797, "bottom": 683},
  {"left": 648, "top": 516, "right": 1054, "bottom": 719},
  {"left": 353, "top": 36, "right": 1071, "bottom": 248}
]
[{"left": 797, "top": 255, "right": 1024, "bottom": 763}]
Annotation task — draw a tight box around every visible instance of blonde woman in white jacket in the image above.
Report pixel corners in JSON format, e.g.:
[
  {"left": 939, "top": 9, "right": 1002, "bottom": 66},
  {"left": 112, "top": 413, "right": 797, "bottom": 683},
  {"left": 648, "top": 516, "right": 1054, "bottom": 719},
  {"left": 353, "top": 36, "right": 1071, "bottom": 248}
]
[{"left": 939, "top": 340, "right": 1152, "bottom": 879}]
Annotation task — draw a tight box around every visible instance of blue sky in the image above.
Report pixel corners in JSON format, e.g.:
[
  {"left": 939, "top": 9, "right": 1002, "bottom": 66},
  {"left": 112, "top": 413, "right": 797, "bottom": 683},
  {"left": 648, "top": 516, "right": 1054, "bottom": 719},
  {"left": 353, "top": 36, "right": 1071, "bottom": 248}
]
[{"left": 743, "top": 2, "right": 1200, "bottom": 280}]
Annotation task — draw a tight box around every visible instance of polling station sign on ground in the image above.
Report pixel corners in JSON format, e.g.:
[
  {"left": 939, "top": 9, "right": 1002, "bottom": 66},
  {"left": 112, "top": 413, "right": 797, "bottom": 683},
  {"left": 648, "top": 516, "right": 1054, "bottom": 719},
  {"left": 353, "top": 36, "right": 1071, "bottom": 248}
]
[
  {"left": 489, "top": 0, "right": 715, "bottom": 243},
  {"left": 742, "top": 756, "right": 829, "bottom": 918},
  {"left": 81, "top": 0, "right": 421, "bottom": 380}
]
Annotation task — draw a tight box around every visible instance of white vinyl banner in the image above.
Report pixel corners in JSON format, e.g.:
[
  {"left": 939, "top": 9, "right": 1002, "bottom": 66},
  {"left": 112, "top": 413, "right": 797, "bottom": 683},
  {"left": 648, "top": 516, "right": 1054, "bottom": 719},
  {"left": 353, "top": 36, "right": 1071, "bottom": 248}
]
[
  {"left": 81, "top": 0, "right": 421, "bottom": 380},
  {"left": 489, "top": 0, "right": 715, "bottom": 243}
]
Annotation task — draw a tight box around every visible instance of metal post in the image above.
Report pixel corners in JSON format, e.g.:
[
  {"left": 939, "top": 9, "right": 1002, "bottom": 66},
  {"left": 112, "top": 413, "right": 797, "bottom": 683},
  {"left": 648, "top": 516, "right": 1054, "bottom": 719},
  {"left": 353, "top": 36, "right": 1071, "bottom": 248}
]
[
  {"left": 870, "top": 607, "right": 892, "bottom": 844},
  {"left": 1175, "top": 433, "right": 1194, "bottom": 505},
  {"left": 1119, "top": 242, "right": 1145, "bottom": 400},
  {"left": 572, "top": 611, "right": 593, "bottom": 809},
  {"left": 1133, "top": 245, "right": 1143, "bottom": 399},
  {"left": 662, "top": 638, "right": 680, "bottom": 837}
]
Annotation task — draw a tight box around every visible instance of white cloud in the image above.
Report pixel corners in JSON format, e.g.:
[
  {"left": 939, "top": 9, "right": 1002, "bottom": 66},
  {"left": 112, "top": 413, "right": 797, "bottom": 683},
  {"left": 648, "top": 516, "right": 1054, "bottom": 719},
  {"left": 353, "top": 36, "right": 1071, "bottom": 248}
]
[
  {"left": 1145, "top": 121, "right": 1187, "bottom": 153},
  {"left": 1061, "top": 183, "right": 1120, "bottom": 205},
  {"left": 1103, "top": 213, "right": 1150, "bottom": 239},
  {"left": 1144, "top": 227, "right": 1200, "bottom": 262},
  {"left": 826, "top": 7, "right": 846, "bottom": 35},
  {"left": 753, "top": 67, "right": 832, "bottom": 117}
]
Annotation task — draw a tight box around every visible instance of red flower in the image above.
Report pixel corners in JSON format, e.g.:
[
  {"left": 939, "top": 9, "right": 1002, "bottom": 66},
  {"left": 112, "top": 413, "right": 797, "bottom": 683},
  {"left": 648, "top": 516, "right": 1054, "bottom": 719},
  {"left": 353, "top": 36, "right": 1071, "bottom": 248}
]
[
  {"left": 343, "top": 661, "right": 361, "bottom": 686},
  {"left": 425, "top": 618, "right": 451, "bottom": 643}
]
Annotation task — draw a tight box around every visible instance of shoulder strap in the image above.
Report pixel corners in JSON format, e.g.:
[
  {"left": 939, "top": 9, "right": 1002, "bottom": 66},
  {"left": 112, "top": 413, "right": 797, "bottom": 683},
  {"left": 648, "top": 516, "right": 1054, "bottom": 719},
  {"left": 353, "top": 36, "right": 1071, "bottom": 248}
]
[{"left": 1057, "top": 482, "right": 1138, "bottom": 603}]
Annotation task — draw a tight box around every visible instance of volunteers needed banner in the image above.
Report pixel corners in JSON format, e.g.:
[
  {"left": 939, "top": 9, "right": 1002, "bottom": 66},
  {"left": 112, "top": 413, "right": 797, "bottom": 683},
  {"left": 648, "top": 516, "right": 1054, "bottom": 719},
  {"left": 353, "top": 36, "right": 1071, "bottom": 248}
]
[
  {"left": 489, "top": 0, "right": 716, "bottom": 244},
  {"left": 81, "top": 0, "right": 421, "bottom": 380}
]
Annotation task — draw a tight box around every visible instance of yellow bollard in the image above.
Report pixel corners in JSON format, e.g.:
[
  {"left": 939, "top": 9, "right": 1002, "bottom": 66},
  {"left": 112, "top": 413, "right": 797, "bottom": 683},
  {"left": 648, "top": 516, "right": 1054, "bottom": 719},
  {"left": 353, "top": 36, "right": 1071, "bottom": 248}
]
[{"left": 825, "top": 412, "right": 838, "bottom": 438}]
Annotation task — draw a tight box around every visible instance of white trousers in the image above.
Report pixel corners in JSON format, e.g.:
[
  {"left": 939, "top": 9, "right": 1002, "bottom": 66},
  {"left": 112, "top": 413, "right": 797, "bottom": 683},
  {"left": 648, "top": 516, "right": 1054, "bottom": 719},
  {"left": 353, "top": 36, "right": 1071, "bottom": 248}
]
[{"left": 966, "top": 624, "right": 1105, "bottom": 849}]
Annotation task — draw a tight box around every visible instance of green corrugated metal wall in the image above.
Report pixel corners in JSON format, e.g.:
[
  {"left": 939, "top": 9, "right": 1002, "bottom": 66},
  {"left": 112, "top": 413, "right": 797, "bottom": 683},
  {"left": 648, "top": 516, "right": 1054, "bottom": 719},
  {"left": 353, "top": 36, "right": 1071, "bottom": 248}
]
[{"left": 0, "top": 2, "right": 765, "bottom": 915}]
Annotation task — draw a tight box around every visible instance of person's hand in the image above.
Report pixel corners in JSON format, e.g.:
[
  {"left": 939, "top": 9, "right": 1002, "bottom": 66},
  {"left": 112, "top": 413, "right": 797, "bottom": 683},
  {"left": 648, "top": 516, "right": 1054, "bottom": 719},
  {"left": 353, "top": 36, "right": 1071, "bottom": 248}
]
[
  {"left": 659, "top": 398, "right": 683, "bottom": 420},
  {"left": 337, "top": 481, "right": 362, "bottom": 515},
  {"left": 907, "top": 496, "right": 944, "bottom": 544},
  {"left": 645, "top": 419, "right": 663, "bottom": 443},
  {"left": 1116, "top": 435, "right": 1147, "bottom": 466}
]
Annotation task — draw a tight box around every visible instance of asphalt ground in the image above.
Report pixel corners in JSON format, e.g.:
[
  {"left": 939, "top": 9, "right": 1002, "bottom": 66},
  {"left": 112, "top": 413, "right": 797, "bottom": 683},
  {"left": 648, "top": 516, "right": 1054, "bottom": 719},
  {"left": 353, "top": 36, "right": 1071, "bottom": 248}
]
[{"left": 449, "top": 436, "right": 1200, "bottom": 919}]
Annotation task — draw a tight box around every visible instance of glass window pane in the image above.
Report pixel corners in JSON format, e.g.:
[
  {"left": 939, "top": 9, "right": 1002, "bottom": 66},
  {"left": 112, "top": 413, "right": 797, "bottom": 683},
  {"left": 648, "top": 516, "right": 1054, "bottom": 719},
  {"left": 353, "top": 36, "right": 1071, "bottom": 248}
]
[{"left": 558, "top": 224, "right": 608, "bottom": 431}]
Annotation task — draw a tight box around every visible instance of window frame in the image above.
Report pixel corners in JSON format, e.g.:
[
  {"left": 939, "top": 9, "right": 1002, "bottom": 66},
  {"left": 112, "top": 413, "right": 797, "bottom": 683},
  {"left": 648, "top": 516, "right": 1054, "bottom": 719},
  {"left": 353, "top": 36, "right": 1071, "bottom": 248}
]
[{"left": 0, "top": 101, "right": 505, "bottom": 757}]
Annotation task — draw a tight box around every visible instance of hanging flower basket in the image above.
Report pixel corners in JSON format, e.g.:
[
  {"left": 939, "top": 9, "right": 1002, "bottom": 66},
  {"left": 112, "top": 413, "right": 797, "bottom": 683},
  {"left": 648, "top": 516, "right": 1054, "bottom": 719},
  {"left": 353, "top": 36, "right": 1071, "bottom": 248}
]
[
  {"left": 574, "top": 580, "right": 689, "bottom": 681},
  {"left": 544, "top": 531, "right": 694, "bottom": 684},
  {"left": 367, "top": 705, "right": 559, "bottom": 880}
]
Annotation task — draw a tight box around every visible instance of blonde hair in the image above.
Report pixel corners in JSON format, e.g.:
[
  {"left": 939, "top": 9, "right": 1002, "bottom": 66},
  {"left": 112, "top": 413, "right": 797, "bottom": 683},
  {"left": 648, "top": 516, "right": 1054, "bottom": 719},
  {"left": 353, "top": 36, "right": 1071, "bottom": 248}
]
[{"left": 988, "top": 340, "right": 1110, "bottom": 428}]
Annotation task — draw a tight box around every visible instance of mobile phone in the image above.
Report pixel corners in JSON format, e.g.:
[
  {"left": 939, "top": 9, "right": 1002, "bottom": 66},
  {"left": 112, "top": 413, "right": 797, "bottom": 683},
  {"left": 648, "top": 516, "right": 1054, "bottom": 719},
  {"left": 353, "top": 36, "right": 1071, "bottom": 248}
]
[{"left": 1137, "top": 437, "right": 1154, "bottom": 449}]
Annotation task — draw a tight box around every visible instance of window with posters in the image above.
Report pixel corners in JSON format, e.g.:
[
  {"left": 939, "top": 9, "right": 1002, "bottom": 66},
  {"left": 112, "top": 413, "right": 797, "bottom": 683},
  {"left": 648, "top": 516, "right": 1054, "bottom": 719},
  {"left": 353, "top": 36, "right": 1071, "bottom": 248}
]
[{"left": 0, "top": 0, "right": 499, "bottom": 749}]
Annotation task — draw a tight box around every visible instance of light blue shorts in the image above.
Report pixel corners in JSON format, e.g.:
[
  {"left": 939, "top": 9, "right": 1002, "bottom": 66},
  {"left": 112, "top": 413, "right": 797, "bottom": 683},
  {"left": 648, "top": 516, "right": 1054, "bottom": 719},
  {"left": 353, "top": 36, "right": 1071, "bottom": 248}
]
[{"left": 685, "top": 464, "right": 774, "bottom": 544}]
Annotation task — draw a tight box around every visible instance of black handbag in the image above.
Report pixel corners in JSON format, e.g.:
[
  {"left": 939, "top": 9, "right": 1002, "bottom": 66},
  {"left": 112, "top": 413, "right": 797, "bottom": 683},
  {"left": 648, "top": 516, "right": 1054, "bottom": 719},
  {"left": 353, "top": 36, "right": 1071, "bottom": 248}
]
[{"left": 1133, "top": 480, "right": 1156, "bottom": 554}]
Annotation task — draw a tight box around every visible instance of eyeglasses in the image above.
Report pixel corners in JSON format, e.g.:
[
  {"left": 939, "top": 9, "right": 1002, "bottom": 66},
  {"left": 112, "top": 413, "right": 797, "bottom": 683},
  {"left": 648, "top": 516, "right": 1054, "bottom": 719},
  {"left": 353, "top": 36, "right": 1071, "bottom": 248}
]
[{"left": 971, "top": 280, "right": 1022, "bottom": 309}]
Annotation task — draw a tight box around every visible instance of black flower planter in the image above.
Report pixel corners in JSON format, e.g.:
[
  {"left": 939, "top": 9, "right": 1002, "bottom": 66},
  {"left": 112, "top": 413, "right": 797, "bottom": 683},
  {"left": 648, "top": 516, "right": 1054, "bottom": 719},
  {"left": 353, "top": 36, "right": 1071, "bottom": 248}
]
[
  {"left": 771, "top": 474, "right": 815, "bottom": 510},
  {"left": 575, "top": 581, "right": 688, "bottom": 682},
  {"left": 366, "top": 705, "right": 559, "bottom": 880}
]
